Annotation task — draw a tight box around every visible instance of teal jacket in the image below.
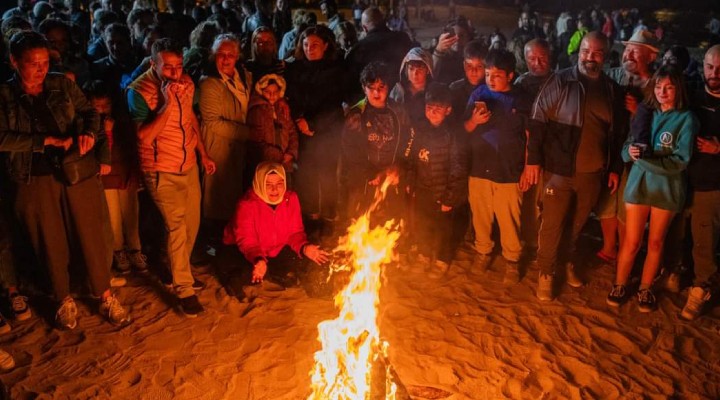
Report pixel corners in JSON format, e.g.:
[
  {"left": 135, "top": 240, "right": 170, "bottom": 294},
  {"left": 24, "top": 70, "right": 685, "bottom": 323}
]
[{"left": 622, "top": 108, "right": 698, "bottom": 211}]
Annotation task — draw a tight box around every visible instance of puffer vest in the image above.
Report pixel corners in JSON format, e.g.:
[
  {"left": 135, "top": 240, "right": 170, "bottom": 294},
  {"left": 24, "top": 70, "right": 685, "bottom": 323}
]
[{"left": 128, "top": 69, "right": 197, "bottom": 173}]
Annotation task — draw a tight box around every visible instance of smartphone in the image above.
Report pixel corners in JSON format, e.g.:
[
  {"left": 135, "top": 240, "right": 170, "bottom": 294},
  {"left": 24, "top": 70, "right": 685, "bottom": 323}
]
[{"left": 474, "top": 101, "right": 488, "bottom": 114}]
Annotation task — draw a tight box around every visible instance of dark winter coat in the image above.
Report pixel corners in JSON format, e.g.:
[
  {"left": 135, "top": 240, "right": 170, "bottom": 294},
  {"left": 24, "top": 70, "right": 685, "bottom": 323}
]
[
  {"left": 528, "top": 66, "right": 627, "bottom": 177},
  {"left": 341, "top": 99, "right": 409, "bottom": 186},
  {"left": 405, "top": 118, "right": 466, "bottom": 207}
]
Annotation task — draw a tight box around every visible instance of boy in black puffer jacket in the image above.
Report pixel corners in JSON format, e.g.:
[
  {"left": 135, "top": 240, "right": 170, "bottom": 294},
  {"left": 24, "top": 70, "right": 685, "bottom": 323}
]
[{"left": 405, "top": 83, "right": 466, "bottom": 277}]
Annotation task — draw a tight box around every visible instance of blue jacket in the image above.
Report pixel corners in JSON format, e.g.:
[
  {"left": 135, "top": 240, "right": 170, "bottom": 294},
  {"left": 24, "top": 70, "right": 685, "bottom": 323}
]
[{"left": 464, "top": 85, "right": 530, "bottom": 183}]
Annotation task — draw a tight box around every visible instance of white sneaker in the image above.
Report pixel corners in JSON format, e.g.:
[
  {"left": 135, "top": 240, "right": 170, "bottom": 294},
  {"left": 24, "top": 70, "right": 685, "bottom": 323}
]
[
  {"left": 680, "top": 286, "right": 711, "bottom": 321},
  {"left": 537, "top": 272, "right": 554, "bottom": 301},
  {"left": 100, "top": 295, "right": 131, "bottom": 327},
  {"left": 10, "top": 293, "right": 31, "bottom": 321},
  {"left": 55, "top": 297, "right": 78, "bottom": 330},
  {"left": 565, "top": 262, "right": 583, "bottom": 288},
  {"left": 0, "top": 349, "right": 15, "bottom": 371},
  {"left": 110, "top": 276, "right": 127, "bottom": 287}
]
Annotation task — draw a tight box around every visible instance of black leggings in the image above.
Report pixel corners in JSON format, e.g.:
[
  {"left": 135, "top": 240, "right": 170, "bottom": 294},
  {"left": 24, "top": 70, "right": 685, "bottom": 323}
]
[{"left": 216, "top": 245, "right": 303, "bottom": 296}]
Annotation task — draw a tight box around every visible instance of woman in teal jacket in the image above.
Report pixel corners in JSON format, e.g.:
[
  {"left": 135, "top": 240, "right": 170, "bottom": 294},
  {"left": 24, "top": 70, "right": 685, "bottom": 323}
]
[{"left": 607, "top": 66, "right": 698, "bottom": 312}]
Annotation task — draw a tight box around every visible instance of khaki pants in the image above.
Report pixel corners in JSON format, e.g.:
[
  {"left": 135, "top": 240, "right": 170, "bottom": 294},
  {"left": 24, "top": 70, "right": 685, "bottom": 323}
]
[
  {"left": 144, "top": 167, "right": 201, "bottom": 299},
  {"left": 104, "top": 185, "right": 142, "bottom": 252},
  {"left": 468, "top": 177, "right": 523, "bottom": 262}
]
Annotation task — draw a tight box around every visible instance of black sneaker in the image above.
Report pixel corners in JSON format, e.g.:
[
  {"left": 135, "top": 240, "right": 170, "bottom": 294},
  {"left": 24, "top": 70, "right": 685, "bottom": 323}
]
[
  {"left": 10, "top": 293, "right": 31, "bottom": 321},
  {"left": 606, "top": 284, "right": 628, "bottom": 307},
  {"left": 192, "top": 278, "right": 206, "bottom": 291},
  {"left": 179, "top": 295, "right": 204, "bottom": 317},
  {"left": 637, "top": 288, "right": 657, "bottom": 313}
]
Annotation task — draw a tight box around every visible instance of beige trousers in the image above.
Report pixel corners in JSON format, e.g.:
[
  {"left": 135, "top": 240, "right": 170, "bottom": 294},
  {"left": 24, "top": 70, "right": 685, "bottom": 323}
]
[
  {"left": 468, "top": 177, "right": 523, "bottom": 262},
  {"left": 144, "top": 166, "right": 201, "bottom": 298}
]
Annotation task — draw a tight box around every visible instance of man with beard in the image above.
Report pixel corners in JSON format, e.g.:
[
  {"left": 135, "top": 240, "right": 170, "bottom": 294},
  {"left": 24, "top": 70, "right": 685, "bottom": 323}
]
[
  {"left": 524, "top": 32, "right": 627, "bottom": 301},
  {"left": 595, "top": 29, "right": 659, "bottom": 268},
  {"left": 681, "top": 45, "right": 720, "bottom": 320}
]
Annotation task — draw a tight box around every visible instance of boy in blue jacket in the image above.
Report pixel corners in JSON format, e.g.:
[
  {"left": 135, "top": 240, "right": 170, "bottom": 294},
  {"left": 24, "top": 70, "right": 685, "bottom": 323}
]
[
  {"left": 463, "top": 49, "right": 533, "bottom": 284},
  {"left": 405, "top": 83, "right": 466, "bottom": 278}
]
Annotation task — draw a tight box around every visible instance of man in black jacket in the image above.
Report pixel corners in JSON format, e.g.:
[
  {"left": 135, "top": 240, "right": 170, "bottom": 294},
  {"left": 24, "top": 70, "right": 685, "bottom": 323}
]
[
  {"left": 525, "top": 32, "right": 626, "bottom": 301},
  {"left": 345, "top": 7, "right": 412, "bottom": 102},
  {"left": 681, "top": 45, "right": 720, "bottom": 320}
]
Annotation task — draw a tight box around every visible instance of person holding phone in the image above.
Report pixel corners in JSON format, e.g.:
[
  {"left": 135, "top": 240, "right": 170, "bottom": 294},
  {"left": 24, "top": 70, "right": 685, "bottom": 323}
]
[
  {"left": 462, "top": 49, "right": 532, "bottom": 284},
  {"left": 607, "top": 66, "right": 698, "bottom": 312},
  {"left": 127, "top": 38, "right": 216, "bottom": 318}
]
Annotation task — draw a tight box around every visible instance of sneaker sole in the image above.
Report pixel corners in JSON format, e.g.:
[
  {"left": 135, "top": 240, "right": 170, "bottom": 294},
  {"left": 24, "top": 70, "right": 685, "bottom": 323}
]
[
  {"left": 679, "top": 310, "right": 698, "bottom": 321},
  {"left": 57, "top": 321, "right": 78, "bottom": 330},
  {"left": 181, "top": 310, "right": 201, "bottom": 318},
  {"left": 606, "top": 299, "right": 622, "bottom": 307}
]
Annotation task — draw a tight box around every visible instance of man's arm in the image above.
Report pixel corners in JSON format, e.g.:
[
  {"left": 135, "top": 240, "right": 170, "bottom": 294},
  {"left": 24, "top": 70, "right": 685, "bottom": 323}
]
[{"left": 128, "top": 88, "right": 171, "bottom": 146}]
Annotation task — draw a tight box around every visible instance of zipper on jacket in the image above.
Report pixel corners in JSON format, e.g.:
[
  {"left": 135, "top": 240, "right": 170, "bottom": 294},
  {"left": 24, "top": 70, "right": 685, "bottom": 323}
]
[{"left": 175, "top": 93, "right": 187, "bottom": 173}]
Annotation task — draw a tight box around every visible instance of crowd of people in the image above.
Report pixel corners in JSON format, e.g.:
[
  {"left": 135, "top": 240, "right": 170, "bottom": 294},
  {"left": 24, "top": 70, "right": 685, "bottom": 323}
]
[{"left": 0, "top": 0, "right": 718, "bottom": 373}]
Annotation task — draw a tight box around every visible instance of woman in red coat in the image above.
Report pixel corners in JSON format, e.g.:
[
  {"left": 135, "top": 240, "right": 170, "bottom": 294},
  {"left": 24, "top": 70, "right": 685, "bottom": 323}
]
[{"left": 219, "top": 162, "right": 329, "bottom": 300}]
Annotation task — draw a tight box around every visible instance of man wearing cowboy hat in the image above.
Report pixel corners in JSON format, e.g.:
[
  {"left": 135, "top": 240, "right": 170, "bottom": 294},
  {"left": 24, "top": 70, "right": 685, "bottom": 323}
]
[{"left": 594, "top": 29, "right": 659, "bottom": 270}]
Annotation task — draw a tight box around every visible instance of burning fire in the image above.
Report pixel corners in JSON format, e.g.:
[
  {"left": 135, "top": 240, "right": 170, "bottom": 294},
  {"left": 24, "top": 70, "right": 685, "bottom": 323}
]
[{"left": 308, "top": 178, "right": 400, "bottom": 400}]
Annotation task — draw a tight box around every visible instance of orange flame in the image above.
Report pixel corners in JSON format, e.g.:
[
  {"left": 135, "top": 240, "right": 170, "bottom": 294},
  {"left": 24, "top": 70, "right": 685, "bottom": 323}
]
[{"left": 308, "top": 177, "right": 399, "bottom": 399}]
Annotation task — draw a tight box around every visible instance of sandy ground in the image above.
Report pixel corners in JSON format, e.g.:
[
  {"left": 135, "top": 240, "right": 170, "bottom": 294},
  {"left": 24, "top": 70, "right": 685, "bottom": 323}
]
[
  {"left": 1, "top": 223, "right": 719, "bottom": 399},
  {"left": 2, "top": 4, "right": 720, "bottom": 400}
]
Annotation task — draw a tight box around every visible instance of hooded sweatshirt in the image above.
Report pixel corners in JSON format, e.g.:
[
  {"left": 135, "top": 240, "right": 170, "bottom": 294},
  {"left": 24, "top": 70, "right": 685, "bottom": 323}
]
[
  {"left": 389, "top": 47, "right": 434, "bottom": 123},
  {"left": 223, "top": 162, "right": 308, "bottom": 262}
]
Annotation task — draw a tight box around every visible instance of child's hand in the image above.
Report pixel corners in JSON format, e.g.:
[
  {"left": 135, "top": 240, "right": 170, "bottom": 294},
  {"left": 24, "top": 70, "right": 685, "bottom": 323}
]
[
  {"left": 628, "top": 144, "right": 642, "bottom": 161},
  {"left": 470, "top": 107, "right": 491, "bottom": 126},
  {"left": 100, "top": 164, "right": 111, "bottom": 175},
  {"left": 252, "top": 260, "right": 267, "bottom": 283}
]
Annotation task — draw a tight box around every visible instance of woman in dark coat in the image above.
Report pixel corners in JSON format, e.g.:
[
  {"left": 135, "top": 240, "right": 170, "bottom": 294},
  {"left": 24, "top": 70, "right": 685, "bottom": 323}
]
[{"left": 284, "top": 25, "right": 346, "bottom": 232}]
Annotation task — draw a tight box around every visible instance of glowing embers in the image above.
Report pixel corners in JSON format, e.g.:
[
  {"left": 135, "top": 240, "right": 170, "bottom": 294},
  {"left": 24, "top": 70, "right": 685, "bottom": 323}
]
[{"left": 308, "top": 179, "right": 400, "bottom": 400}]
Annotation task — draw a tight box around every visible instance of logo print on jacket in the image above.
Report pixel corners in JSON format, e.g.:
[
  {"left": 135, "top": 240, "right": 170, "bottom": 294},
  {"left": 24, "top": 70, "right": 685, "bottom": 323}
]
[
  {"left": 418, "top": 148, "right": 430, "bottom": 163},
  {"left": 659, "top": 131, "right": 674, "bottom": 148}
]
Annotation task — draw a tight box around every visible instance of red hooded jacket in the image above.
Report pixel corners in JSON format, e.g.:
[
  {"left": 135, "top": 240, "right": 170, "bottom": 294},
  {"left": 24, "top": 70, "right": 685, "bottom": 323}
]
[{"left": 223, "top": 189, "right": 308, "bottom": 263}]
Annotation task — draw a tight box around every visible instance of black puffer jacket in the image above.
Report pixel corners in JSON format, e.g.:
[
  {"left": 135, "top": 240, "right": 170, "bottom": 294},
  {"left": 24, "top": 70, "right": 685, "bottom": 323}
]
[
  {"left": 406, "top": 119, "right": 466, "bottom": 207},
  {"left": 528, "top": 66, "right": 627, "bottom": 177}
]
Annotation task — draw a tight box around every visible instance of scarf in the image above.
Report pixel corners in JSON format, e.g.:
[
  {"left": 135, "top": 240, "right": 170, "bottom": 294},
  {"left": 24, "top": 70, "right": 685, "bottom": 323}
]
[{"left": 252, "top": 161, "right": 287, "bottom": 205}]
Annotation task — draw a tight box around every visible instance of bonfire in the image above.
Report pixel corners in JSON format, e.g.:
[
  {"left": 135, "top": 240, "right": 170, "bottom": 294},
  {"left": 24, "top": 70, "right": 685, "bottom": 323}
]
[{"left": 308, "top": 178, "right": 400, "bottom": 400}]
